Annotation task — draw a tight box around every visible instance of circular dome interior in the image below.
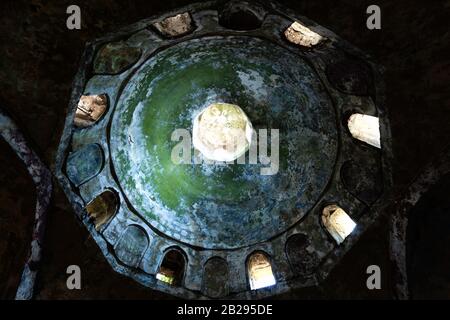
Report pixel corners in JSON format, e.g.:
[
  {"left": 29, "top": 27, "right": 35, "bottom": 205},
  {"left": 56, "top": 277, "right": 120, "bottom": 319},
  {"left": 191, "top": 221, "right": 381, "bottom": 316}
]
[{"left": 110, "top": 36, "right": 338, "bottom": 249}]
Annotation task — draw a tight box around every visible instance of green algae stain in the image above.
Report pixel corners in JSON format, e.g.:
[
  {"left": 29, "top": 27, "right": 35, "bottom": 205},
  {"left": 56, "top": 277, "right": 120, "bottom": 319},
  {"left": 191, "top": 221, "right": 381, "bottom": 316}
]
[
  {"left": 109, "top": 36, "right": 338, "bottom": 247},
  {"left": 138, "top": 61, "right": 255, "bottom": 211}
]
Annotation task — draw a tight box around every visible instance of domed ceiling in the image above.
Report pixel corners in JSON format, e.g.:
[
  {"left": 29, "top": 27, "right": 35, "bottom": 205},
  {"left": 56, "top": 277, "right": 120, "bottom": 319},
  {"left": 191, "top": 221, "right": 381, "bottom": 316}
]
[{"left": 55, "top": 0, "right": 392, "bottom": 299}]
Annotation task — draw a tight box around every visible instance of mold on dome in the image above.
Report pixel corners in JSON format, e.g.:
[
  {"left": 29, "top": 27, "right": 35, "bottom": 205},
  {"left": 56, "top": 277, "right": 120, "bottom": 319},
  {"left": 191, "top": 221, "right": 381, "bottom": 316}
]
[{"left": 55, "top": 0, "right": 392, "bottom": 299}]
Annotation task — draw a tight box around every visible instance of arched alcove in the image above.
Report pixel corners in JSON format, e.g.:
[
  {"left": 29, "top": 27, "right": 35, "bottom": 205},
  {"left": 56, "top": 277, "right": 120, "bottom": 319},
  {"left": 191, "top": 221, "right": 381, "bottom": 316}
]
[
  {"left": 322, "top": 205, "right": 356, "bottom": 244},
  {"left": 156, "top": 249, "right": 186, "bottom": 286},
  {"left": 202, "top": 257, "right": 229, "bottom": 298},
  {"left": 74, "top": 94, "right": 108, "bottom": 128},
  {"left": 85, "top": 189, "right": 118, "bottom": 230},
  {"left": 347, "top": 113, "right": 380, "bottom": 148},
  {"left": 114, "top": 225, "right": 149, "bottom": 268},
  {"left": 247, "top": 251, "right": 276, "bottom": 290},
  {"left": 286, "top": 234, "right": 318, "bottom": 275}
]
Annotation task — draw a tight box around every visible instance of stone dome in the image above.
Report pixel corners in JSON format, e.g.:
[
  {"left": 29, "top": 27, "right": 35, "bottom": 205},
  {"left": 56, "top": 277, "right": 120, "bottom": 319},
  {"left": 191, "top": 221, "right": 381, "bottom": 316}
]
[{"left": 56, "top": 0, "right": 391, "bottom": 299}]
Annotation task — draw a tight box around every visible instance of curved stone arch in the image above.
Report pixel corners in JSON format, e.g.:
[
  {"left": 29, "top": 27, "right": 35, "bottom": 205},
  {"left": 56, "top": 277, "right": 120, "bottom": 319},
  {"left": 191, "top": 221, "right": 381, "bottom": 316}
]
[
  {"left": 390, "top": 147, "right": 450, "bottom": 299},
  {"left": 320, "top": 204, "right": 357, "bottom": 245},
  {"left": 85, "top": 188, "right": 119, "bottom": 231},
  {"left": 65, "top": 143, "right": 105, "bottom": 187},
  {"left": 246, "top": 250, "right": 276, "bottom": 290},
  {"left": 0, "top": 108, "right": 53, "bottom": 300},
  {"left": 156, "top": 246, "right": 188, "bottom": 286},
  {"left": 202, "top": 256, "right": 230, "bottom": 298},
  {"left": 285, "top": 233, "right": 318, "bottom": 276},
  {"left": 73, "top": 93, "right": 109, "bottom": 128},
  {"left": 114, "top": 224, "right": 150, "bottom": 268}
]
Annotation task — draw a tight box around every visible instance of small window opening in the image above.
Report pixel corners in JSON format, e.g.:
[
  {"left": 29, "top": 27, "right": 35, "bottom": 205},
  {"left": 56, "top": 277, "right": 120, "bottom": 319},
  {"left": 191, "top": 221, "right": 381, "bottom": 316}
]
[
  {"left": 322, "top": 205, "right": 356, "bottom": 244},
  {"left": 153, "top": 12, "right": 194, "bottom": 38},
  {"left": 156, "top": 249, "right": 185, "bottom": 286},
  {"left": 85, "top": 190, "right": 118, "bottom": 231},
  {"left": 347, "top": 113, "right": 381, "bottom": 148},
  {"left": 284, "top": 21, "right": 324, "bottom": 47},
  {"left": 247, "top": 252, "right": 276, "bottom": 290},
  {"left": 74, "top": 94, "right": 107, "bottom": 128}
]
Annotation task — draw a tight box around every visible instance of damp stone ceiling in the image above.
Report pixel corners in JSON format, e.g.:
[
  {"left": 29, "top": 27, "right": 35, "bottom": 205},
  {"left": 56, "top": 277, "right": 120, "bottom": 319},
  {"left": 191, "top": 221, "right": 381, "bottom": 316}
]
[
  {"left": 110, "top": 36, "right": 337, "bottom": 249},
  {"left": 55, "top": 1, "right": 392, "bottom": 299}
]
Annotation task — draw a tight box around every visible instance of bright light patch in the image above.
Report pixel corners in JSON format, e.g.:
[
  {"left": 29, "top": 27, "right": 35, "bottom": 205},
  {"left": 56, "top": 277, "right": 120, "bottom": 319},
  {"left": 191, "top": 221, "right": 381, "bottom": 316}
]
[
  {"left": 85, "top": 190, "right": 118, "bottom": 231},
  {"left": 347, "top": 113, "right": 381, "bottom": 148},
  {"left": 74, "top": 94, "right": 108, "bottom": 128},
  {"left": 284, "top": 21, "right": 324, "bottom": 47},
  {"left": 156, "top": 272, "right": 175, "bottom": 285},
  {"left": 153, "top": 12, "right": 193, "bottom": 37},
  {"left": 250, "top": 267, "right": 276, "bottom": 290},
  {"left": 322, "top": 205, "right": 357, "bottom": 244},
  {"left": 193, "top": 103, "right": 253, "bottom": 162},
  {"left": 156, "top": 250, "right": 185, "bottom": 286},
  {"left": 248, "top": 252, "right": 276, "bottom": 290}
]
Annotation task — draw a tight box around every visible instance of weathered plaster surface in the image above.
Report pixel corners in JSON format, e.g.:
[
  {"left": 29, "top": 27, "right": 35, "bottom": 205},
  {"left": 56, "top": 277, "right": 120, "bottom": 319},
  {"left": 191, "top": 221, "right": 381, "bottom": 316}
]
[{"left": 53, "top": 0, "right": 391, "bottom": 299}]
